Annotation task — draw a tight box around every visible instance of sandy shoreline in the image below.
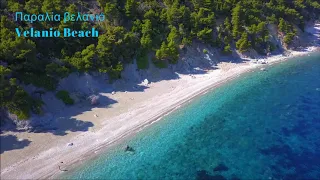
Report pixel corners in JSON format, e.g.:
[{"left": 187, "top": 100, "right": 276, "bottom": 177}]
[{"left": 1, "top": 46, "right": 319, "bottom": 179}]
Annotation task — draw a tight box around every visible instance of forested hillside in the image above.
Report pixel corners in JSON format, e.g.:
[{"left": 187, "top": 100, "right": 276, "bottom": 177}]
[{"left": 1, "top": 0, "right": 319, "bottom": 121}]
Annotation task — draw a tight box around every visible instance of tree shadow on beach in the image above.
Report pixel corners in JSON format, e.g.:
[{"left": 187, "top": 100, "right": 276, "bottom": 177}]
[
  {"left": 1, "top": 94, "right": 119, "bottom": 136},
  {"left": 0, "top": 135, "right": 31, "bottom": 154},
  {"left": 0, "top": 73, "right": 152, "bottom": 141},
  {"left": 30, "top": 117, "right": 95, "bottom": 136},
  {"left": 29, "top": 94, "right": 121, "bottom": 136},
  {"left": 0, "top": 87, "right": 120, "bottom": 152}
]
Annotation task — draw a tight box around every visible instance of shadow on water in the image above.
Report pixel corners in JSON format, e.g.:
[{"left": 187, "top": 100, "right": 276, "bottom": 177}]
[{"left": 0, "top": 135, "right": 31, "bottom": 154}]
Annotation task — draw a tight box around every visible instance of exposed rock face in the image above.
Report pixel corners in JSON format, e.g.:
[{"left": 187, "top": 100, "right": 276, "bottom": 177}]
[
  {"left": 267, "top": 24, "right": 284, "bottom": 53},
  {"left": 240, "top": 49, "right": 260, "bottom": 59},
  {"left": 270, "top": 21, "right": 320, "bottom": 50},
  {"left": 88, "top": 95, "right": 100, "bottom": 105},
  {"left": 59, "top": 73, "right": 109, "bottom": 95},
  {"left": 69, "top": 92, "right": 81, "bottom": 104},
  {"left": 305, "top": 21, "right": 320, "bottom": 46}
]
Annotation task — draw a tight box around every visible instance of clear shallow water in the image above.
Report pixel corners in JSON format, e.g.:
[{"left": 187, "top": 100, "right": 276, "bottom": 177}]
[{"left": 62, "top": 53, "right": 320, "bottom": 180}]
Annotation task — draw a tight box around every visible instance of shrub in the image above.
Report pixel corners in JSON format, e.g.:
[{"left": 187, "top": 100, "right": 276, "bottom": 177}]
[
  {"left": 284, "top": 33, "right": 295, "bottom": 45},
  {"left": 56, "top": 90, "right": 74, "bottom": 105},
  {"left": 197, "top": 28, "right": 213, "bottom": 43},
  {"left": 13, "top": 109, "right": 30, "bottom": 120},
  {"left": 137, "top": 51, "right": 149, "bottom": 69},
  {"left": 268, "top": 42, "right": 277, "bottom": 52},
  {"left": 222, "top": 45, "right": 232, "bottom": 54},
  {"left": 20, "top": 73, "right": 58, "bottom": 91},
  {"left": 152, "top": 58, "right": 168, "bottom": 68},
  {"left": 203, "top": 49, "right": 208, "bottom": 54},
  {"left": 31, "top": 99, "right": 44, "bottom": 115},
  {"left": 182, "top": 37, "right": 192, "bottom": 46},
  {"left": 107, "top": 63, "right": 123, "bottom": 80},
  {"left": 155, "top": 41, "right": 180, "bottom": 64},
  {"left": 236, "top": 32, "right": 251, "bottom": 52},
  {"left": 4, "top": 87, "right": 36, "bottom": 120}
]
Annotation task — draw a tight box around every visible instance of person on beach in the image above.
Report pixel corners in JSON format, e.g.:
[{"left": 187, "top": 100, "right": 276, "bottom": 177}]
[
  {"left": 58, "top": 165, "right": 68, "bottom": 172},
  {"left": 58, "top": 162, "right": 68, "bottom": 172}
]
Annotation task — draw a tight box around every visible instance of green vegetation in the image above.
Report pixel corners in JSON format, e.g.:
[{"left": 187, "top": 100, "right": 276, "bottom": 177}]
[
  {"left": 56, "top": 90, "right": 74, "bottom": 105},
  {"left": 137, "top": 51, "right": 149, "bottom": 69},
  {"left": 203, "top": 49, "right": 208, "bottom": 54},
  {"left": 0, "top": 65, "right": 43, "bottom": 119},
  {"left": 223, "top": 45, "right": 232, "bottom": 55},
  {"left": 278, "top": 18, "right": 298, "bottom": 45},
  {"left": 0, "top": 0, "right": 319, "bottom": 120},
  {"left": 152, "top": 58, "right": 168, "bottom": 69}
]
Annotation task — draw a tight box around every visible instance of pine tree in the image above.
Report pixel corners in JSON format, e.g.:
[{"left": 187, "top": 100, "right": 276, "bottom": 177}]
[
  {"left": 236, "top": 32, "right": 251, "bottom": 52},
  {"left": 278, "top": 18, "right": 287, "bottom": 33},
  {"left": 232, "top": 3, "right": 242, "bottom": 39},
  {"left": 125, "top": 0, "right": 137, "bottom": 18}
]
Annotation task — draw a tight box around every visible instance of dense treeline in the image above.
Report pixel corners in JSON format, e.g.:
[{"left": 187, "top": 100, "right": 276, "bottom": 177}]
[{"left": 0, "top": 0, "right": 319, "bottom": 120}]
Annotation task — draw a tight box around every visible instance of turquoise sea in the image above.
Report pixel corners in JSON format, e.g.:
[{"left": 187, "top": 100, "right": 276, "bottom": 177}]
[{"left": 62, "top": 53, "right": 320, "bottom": 180}]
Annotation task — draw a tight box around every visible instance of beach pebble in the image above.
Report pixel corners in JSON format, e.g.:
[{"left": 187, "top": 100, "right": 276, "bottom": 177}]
[
  {"left": 67, "top": 143, "right": 73, "bottom": 146},
  {"left": 125, "top": 91, "right": 128, "bottom": 93},
  {"left": 130, "top": 98, "right": 134, "bottom": 100},
  {"left": 94, "top": 114, "right": 98, "bottom": 118},
  {"left": 112, "top": 91, "right": 116, "bottom": 95}
]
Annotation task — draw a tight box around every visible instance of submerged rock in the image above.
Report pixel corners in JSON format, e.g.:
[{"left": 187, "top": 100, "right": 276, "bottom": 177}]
[
  {"left": 125, "top": 145, "right": 135, "bottom": 152},
  {"left": 196, "top": 170, "right": 227, "bottom": 180},
  {"left": 213, "top": 163, "right": 229, "bottom": 172}
]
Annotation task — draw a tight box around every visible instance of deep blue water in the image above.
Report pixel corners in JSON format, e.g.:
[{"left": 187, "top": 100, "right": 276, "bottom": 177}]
[{"left": 62, "top": 53, "right": 320, "bottom": 180}]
